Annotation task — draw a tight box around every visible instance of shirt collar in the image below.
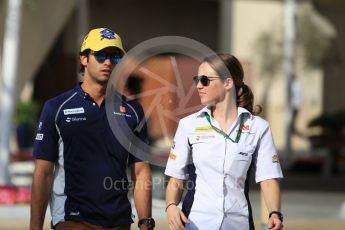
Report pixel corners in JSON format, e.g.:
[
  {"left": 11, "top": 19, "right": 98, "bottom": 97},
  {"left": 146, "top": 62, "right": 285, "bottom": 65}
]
[
  {"left": 238, "top": 107, "right": 253, "bottom": 119},
  {"left": 196, "top": 106, "right": 211, "bottom": 117},
  {"left": 196, "top": 106, "right": 253, "bottom": 119},
  {"left": 75, "top": 82, "right": 89, "bottom": 98},
  {"left": 74, "top": 83, "right": 100, "bottom": 104},
  {"left": 75, "top": 82, "right": 124, "bottom": 102}
]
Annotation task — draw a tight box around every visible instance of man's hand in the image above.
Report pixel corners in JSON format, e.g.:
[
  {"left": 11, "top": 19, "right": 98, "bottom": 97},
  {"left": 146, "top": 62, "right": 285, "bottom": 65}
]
[{"left": 30, "top": 159, "right": 54, "bottom": 230}]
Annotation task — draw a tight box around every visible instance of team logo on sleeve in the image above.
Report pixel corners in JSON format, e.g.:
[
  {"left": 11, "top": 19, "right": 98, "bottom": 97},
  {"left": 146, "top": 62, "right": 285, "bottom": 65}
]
[
  {"left": 171, "top": 141, "right": 176, "bottom": 149},
  {"left": 272, "top": 154, "right": 279, "bottom": 163},
  {"left": 37, "top": 122, "right": 42, "bottom": 131},
  {"left": 35, "top": 133, "right": 44, "bottom": 140},
  {"left": 169, "top": 153, "right": 177, "bottom": 160}
]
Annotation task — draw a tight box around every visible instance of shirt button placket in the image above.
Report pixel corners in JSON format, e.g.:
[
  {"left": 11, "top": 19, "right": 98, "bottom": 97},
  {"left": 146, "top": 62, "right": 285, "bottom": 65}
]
[{"left": 222, "top": 137, "right": 227, "bottom": 213}]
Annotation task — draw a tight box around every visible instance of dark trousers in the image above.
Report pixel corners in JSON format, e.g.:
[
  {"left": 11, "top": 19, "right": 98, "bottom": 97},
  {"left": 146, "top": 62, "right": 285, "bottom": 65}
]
[{"left": 55, "top": 221, "right": 131, "bottom": 230}]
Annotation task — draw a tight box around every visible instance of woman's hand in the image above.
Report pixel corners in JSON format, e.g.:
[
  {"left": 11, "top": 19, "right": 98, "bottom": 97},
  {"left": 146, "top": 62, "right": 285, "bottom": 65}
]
[
  {"left": 268, "top": 215, "right": 283, "bottom": 230},
  {"left": 166, "top": 204, "right": 189, "bottom": 230}
]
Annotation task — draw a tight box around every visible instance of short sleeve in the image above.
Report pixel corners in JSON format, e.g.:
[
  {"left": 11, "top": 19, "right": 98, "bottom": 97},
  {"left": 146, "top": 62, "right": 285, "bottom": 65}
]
[
  {"left": 254, "top": 124, "right": 283, "bottom": 183},
  {"left": 32, "top": 101, "right": 59, "bottom": 162},
  {"left": 164, "top": 120, "right": 191, "bottom": 180},
  {"left": 128, "top": 103, "right": 149, "bottom": 164}
]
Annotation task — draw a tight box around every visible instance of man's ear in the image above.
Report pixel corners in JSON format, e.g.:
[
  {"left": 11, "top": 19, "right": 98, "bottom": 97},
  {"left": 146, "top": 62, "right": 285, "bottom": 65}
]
[
  {"left": 80, "top": 55, "right": 88, "bottom": 67},
  {"left": 224, "top": 78, "right": 234, "bottom": 90}
]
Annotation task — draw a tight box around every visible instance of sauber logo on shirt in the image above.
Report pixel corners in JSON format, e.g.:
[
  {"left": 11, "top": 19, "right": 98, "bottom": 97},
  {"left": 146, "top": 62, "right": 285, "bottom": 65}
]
[
  {"left": 241, "top": 124, "right": 250, "bottom": 132},
  {"left": 35, "top": 133, "right": 44, "bottom": 140},
  {"left": 114, "top": 106, "right": 132, "bottom": 117},
  {"left": 120, "top": 106, "right": 126, "bottom": 113},
  {"left": 63, "top": 107, "right": 85, "bottom": 115}
]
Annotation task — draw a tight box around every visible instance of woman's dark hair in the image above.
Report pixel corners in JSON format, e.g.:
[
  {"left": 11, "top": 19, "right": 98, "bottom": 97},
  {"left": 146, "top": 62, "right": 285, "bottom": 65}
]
[{"left": 205, "top": 53, "right": 262, "bottom": 115}]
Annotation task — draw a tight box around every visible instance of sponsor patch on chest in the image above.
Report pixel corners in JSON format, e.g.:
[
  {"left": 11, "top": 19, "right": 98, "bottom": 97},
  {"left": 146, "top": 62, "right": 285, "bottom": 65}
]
[
  {"left": 65, "top": 117, "right": 87, "bottom": 122},
  {"left": 194, "top": 125, "right": 213, "bottom": 132},
  {"left": 241, "top": 124, "right": 250, "bottom": 132},
  {"left": 195, "top": 135, "right": 215, "bottom": 141},
  {"left": 63, "top": 107, "right": 85, "bottom": 115}
]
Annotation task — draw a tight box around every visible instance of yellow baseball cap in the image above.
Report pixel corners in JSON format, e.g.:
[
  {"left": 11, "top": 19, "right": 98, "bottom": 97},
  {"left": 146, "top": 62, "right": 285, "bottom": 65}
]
[{"left": 80, "top": 28, "right": 125, "bottom": 55}]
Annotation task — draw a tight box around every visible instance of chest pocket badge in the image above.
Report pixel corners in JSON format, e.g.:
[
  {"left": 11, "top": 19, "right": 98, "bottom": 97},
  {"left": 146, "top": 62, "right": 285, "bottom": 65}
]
[{"left": 230, "top": 145, "right": 255, "bottom": 179}]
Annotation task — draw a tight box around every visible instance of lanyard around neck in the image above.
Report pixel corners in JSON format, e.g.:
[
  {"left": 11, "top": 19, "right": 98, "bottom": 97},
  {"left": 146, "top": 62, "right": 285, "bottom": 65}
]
[{"left": 204, "top": 112, "right": 245, "bottom": 143}]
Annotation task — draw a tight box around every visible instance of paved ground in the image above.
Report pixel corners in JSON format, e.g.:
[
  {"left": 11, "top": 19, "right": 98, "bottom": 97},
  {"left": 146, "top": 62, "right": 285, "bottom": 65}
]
[
  {"left": 1, "top": 219, "right": 345, "bottom": 230},
  {"left": 1, "top": 190, "right": 345, "bottom": 229},
  {"left": 2, "top": 163, "right": 345, "bottom": 229}
]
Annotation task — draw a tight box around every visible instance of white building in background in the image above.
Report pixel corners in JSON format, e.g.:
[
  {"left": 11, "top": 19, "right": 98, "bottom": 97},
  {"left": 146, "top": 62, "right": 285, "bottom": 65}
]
[{"left": 231, "top": 0, "right": 327, "bottom": 151}]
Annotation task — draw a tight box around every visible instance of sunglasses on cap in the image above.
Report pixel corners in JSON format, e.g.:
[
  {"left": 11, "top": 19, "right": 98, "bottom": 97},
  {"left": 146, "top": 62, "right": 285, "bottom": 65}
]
[
  {"left": 192, "top": 75, "right": 220, "bottom": 86},
  {"left": 90, "top": 50, "right": 122, "bottom": 64}
]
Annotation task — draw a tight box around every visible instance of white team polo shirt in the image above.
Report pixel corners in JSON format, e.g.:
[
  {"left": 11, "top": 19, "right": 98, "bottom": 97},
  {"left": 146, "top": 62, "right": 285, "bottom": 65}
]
[{"left": 165, "top": 106, "right": 283, "bottom": 230}]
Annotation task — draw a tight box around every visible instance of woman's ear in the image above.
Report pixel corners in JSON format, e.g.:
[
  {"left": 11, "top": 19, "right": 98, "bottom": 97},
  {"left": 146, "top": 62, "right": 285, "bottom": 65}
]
[{"left": 224, "top": 78, "right": 234, "bottom": 90}]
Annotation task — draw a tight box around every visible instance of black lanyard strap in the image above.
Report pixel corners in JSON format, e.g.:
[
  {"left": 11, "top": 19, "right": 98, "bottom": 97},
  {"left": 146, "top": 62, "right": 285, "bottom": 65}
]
[{"left": 204, "top": 112, "right": 245, "bottom": 143}]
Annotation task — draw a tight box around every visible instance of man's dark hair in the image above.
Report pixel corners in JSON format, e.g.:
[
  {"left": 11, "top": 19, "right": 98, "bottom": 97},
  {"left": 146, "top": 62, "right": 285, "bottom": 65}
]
[{"left": 79, "top": 49, "right": 90, "bottom": 73}]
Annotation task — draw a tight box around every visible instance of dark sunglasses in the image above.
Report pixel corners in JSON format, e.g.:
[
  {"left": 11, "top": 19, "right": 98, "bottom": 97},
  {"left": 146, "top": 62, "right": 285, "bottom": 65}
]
[
  {"left": 192, "top": 75, "right": 220, "bottom": 86},
  {"left": 90, "top": 50, "right": 122, "bottom": 64}
]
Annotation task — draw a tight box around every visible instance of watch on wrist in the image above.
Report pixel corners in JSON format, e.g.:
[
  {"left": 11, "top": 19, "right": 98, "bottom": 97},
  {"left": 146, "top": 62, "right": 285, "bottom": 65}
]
[
  {"left": 269, "top": 211, "right": 283, "bottom": 222},
  {"left": 138, "top": 217, "right": 155, "bottom": 229}
]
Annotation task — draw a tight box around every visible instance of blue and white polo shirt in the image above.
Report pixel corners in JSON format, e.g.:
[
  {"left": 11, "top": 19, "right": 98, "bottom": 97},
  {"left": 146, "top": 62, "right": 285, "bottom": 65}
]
[
  {"left": 33, "top": 83, "right": 148, "bottom": 227},
  {"left": 165, "top": 106, "right": 283, "bottom": 230}
]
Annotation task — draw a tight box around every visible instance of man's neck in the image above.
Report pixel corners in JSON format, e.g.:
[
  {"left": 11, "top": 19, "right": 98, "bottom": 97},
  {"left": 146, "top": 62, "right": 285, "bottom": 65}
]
[{"left": 81, "top": 79, "right": 106, "bottom": 106}]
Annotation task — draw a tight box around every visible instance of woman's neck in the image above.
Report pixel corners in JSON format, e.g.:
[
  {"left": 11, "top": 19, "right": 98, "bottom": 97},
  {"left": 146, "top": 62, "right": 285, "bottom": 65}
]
[
  {"left": 211, "top": 97, "right": 238, "bottom": 131},
  {"left": 212, "top": 101, "right": 237, "bottom": 120}
]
